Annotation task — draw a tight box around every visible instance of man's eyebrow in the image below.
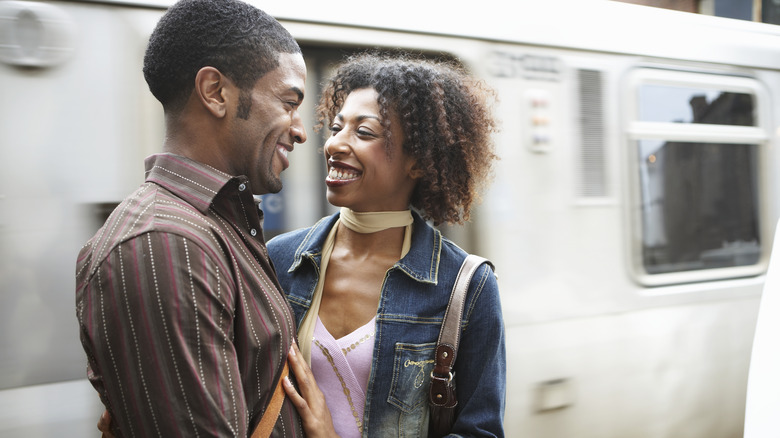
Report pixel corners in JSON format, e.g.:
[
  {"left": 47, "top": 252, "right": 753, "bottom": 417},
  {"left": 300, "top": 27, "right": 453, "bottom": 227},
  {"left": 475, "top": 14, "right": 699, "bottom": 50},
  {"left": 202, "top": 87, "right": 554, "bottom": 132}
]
[{"left": 290, "top": 86, "right": 304, "bottom": 102}]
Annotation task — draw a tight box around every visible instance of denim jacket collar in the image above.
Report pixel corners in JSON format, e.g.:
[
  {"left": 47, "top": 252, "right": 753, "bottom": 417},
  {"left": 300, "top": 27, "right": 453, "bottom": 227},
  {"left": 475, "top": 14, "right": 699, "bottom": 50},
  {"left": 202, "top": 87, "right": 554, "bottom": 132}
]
[{"left": 286, "top": 210, "right": 442, "bottom": 285}]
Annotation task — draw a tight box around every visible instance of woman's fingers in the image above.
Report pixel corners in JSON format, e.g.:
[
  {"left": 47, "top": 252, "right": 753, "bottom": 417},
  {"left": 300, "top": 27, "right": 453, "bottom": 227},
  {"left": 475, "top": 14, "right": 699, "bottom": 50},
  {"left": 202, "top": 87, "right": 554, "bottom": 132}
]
[
  {"left": 97, "top": 409, "right": 116, "bottom": 438},
  {"left": 288, "top": 342, "right": 314, "bottom": 386},
  {"left": 285, "top": 343, "right": 316, "bottom": 411},
  {"left": 282, "top": 375, "right": 309, "bottom": 413}
]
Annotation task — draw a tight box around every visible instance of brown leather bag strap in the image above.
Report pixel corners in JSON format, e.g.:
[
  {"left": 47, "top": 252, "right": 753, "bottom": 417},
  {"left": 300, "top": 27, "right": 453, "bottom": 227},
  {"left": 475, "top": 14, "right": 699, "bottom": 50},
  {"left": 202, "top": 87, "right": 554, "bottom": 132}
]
[
  {"left": 430, "top": 255, "right": 493, "bottom": 408},
  {"left": 251, "top": 361, "right": 289, "bottom": 438}
]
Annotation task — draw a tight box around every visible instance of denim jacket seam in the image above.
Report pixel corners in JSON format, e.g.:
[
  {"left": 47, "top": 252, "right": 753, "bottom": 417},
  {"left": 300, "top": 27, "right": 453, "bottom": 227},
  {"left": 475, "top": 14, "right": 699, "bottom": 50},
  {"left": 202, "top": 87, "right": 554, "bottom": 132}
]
[
  {"left": 394, "top": 213, "right": 442, "bottom": 282},
  {"left": 429, "top": 228, "right": 442, "bottom": 282},
  {"left": 463, "top": 265, "right": 492, "bottom": 325},
  {"left": 379, "top": 314, "right": 445, "bottom": 324},
  {"left": 393, "top": 264, "right": 438, "bottom": 285},
  {"left": 364, "top": 317, "right": 381, "bottom": 434},
  {"left": 285, "top": 294, "right": 310, "bottom": 308},
  {"left": 290, "top": 216, "right": 331, "bottom": 272}
]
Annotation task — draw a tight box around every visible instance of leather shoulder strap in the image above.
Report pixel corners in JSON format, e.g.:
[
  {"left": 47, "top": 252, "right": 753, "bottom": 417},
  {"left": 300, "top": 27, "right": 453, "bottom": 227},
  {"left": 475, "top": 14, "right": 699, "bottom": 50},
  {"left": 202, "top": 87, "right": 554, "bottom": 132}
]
[
  {"left": 250, "top": 361, "right": 289, "bottom": 438},
  {"left": 432, "top": 255, "right": 493, "bottom": 384}
]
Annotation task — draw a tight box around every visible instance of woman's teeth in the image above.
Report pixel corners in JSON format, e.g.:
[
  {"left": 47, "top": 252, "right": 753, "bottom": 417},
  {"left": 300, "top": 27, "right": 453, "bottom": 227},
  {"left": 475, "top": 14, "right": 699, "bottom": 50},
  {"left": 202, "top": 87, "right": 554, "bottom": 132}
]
[{"left": 328, "top": 167, "right": 358, "bottom": 180}]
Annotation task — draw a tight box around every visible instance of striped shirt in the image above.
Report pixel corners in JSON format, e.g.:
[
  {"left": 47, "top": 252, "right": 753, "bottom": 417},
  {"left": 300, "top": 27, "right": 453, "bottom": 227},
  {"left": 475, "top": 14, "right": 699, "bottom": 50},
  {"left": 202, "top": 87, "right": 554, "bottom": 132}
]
[{"left": 76, "top": 153, "right": 303, "bottom": 438}]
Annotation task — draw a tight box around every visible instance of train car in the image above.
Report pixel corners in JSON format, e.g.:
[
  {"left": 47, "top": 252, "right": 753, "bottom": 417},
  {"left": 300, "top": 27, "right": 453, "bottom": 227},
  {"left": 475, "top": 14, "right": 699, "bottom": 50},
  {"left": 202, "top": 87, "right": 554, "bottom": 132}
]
[{"left": 1, "top": 0, "right": 778, "bottom": 436}]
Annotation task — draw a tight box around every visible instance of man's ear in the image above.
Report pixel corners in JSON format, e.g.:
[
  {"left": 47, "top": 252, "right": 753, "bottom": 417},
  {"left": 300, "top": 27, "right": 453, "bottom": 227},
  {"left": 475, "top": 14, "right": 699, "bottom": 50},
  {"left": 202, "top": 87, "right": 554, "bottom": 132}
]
[{"left": 194, "top": 66, "right": 229, "bottom": 118}]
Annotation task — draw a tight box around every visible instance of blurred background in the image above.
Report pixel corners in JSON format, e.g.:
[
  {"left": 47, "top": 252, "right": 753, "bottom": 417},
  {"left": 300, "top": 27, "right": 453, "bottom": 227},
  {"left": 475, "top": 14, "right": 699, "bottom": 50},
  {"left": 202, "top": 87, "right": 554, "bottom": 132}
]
[{"left": 1, "top": 0, "right": 779, "bottom": 436}]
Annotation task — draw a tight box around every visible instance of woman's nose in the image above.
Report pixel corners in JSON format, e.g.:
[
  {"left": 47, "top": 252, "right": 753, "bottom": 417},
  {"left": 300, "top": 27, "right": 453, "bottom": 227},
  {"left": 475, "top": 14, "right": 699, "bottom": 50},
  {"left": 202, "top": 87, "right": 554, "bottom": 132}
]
[{"left": 323, "top": 133, "right": 349, "bottom": 157}]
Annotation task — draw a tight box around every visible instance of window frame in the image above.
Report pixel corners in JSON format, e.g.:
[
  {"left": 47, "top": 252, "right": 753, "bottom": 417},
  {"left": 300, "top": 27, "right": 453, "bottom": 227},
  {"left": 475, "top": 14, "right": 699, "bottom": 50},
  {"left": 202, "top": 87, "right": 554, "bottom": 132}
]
[{"left": 623, "top": 68, "right": 772, "bottom": 286}]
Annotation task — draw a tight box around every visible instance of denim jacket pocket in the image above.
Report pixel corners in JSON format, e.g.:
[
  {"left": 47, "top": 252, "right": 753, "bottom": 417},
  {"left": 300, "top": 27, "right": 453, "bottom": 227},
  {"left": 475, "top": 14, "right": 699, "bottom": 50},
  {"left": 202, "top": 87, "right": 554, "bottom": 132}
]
[{"left": 388, "top": 342, "right": 436, "bottom": 413}]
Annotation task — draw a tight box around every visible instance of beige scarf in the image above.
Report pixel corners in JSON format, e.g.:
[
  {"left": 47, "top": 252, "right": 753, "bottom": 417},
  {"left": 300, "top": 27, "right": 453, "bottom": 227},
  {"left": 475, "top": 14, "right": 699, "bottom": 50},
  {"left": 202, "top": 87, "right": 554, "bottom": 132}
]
[{"left": 297, "top": 207, "right": 414, "bottom": 363}]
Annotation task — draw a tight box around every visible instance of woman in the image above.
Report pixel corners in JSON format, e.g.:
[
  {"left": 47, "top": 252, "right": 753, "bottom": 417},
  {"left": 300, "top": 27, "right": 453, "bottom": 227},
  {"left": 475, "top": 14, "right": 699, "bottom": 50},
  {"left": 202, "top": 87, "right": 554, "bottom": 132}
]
[{"left": 273, "top": 53, "right": 505, "bottom": 438}]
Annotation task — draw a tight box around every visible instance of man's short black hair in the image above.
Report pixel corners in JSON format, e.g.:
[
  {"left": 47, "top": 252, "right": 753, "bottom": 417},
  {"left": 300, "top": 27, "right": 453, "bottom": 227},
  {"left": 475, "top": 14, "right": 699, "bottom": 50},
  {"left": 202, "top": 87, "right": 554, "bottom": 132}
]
[{"left": 143, "top": 0, "right": 301, "bottom": 113}]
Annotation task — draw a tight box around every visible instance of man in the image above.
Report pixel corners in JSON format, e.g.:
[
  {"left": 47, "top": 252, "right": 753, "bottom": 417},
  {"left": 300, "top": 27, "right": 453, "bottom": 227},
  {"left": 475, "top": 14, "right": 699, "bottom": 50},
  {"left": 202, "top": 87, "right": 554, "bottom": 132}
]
[{"left": 75, "top": 0, "right": 307, "bottom": 436}]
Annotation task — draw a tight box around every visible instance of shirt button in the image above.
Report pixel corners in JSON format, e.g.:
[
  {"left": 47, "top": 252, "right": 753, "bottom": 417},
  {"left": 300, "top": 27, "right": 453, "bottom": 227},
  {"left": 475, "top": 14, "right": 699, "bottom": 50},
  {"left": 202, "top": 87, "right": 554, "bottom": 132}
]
[
  {"left": 250, "top": 228, "right": 257, "bottom": 236},
  {"left": 238, "top": 183, "right": 246, "bottom": 192}
]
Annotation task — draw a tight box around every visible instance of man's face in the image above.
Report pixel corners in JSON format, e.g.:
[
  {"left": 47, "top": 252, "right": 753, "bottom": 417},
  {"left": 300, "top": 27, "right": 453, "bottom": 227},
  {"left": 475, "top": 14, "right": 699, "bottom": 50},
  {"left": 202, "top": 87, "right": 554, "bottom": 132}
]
[{"left": 227, "top": 52, "right": 307, "bottom": 195}]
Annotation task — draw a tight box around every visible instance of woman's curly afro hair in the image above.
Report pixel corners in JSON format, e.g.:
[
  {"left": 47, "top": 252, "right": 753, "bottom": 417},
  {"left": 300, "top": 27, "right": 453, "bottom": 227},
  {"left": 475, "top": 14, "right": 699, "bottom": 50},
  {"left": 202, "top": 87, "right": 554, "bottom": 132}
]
[{"left": 317, "top": 52, "right": 499, "bottom": 225}]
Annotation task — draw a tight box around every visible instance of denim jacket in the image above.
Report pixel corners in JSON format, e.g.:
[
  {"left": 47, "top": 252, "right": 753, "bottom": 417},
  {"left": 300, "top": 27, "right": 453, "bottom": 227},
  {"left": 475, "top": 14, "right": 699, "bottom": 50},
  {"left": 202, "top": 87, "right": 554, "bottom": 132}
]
[{"left": 267, "top": 211, "right": 506, "bottom": 437}]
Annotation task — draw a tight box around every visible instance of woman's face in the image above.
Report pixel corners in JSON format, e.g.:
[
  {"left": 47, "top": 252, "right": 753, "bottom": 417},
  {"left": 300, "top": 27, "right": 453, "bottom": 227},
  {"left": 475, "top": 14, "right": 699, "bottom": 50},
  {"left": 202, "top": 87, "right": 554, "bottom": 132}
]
[{"left": 323, "top": 88, "right": 419, "bottom": 212}]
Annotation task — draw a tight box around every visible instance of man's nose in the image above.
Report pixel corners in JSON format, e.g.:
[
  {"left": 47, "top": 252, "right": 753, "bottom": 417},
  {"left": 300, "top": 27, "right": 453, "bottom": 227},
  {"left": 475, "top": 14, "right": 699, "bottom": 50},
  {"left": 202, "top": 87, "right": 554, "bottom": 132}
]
[{"left": 291, "top": 113, "right": 307, "bottom": 144}]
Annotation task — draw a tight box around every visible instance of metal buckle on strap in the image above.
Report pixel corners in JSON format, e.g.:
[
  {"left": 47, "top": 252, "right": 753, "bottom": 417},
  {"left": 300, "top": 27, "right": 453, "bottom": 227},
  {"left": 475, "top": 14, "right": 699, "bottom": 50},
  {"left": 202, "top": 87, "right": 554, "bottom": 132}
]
[{"left": 430, "top": 371, "right": 454, "bottom": 383}]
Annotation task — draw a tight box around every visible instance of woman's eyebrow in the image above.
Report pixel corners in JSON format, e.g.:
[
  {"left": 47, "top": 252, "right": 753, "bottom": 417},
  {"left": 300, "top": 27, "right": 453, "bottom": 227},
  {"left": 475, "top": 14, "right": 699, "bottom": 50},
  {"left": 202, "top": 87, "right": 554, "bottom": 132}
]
[{"left": 335, "top": 113, "right": 380, "bottom": 122}]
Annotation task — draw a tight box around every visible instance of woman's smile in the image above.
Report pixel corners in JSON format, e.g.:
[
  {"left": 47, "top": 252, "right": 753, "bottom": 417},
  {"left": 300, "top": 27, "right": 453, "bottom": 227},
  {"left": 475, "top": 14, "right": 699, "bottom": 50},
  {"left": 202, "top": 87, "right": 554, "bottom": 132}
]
[{"left": 325, "top": 161, "right": 361, "bottom": 185}]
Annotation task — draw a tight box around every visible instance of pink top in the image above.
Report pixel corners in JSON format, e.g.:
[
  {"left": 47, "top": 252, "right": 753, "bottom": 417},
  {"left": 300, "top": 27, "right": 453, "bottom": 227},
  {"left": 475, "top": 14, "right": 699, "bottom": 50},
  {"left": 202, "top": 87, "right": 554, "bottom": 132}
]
[{"left": 311, "top": 316, "right": 376, "bottom": 438}]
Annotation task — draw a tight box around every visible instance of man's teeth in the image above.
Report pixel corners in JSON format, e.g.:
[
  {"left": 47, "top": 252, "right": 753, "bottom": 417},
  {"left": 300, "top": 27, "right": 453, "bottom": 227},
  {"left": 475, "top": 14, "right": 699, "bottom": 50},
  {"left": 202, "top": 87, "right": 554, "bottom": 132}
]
[
  {"left": 278, "top": 147, "right": 288, "bottom": 158},
  {"left": 328, "top": 167, "right": 358, "bottom": 180}
]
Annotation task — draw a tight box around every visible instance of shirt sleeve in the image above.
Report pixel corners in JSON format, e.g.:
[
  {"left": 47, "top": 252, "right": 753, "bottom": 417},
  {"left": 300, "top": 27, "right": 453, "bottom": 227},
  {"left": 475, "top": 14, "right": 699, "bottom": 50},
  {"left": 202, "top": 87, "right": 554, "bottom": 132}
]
[
  {"left": 79, "top": 231, "right": 247, "bottom": 438},
  {"left": 449, "top": 263, "right": 507, "bottom": 438}
]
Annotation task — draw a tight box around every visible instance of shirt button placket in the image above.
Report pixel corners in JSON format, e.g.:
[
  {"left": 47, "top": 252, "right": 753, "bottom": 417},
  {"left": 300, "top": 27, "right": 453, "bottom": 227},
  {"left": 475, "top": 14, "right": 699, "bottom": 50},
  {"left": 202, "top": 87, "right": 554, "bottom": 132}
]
[{"left": 237, "top": 182, "right": 257, "bottom": 237}]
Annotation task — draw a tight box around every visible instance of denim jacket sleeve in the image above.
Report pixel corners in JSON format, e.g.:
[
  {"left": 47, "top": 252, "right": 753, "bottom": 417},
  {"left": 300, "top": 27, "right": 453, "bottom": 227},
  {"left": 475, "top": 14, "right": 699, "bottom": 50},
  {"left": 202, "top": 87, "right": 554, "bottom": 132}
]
[{"left": 448, "top": 262, "right": 506, "bottom": 438}]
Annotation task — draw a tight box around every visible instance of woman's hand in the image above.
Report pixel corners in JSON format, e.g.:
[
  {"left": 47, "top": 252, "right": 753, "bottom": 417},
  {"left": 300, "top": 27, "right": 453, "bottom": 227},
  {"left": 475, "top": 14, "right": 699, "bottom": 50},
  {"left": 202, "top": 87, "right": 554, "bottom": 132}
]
[
  {"left": 284, "top": 342, "right": 340, "bottom": 438},
  {"left": 97, "top": 409, "right": 115, "bottom": 438}
]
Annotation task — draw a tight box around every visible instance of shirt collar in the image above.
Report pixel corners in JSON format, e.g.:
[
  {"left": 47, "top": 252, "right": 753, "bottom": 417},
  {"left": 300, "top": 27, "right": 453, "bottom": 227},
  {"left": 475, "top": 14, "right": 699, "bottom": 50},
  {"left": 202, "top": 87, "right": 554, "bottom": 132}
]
[{"left": 144, "top": 153, "right": 238, "bottom": 215}]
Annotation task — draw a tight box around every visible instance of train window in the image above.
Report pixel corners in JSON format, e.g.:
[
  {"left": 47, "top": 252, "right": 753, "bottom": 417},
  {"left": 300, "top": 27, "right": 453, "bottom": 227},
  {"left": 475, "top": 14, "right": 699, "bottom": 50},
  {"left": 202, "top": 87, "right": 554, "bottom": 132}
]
[
  {"left": 638, "top": 85, "right": 755, "bottom": 126},
  {"left": 626, "top": 69, "right": 769, "bottom": 285},
  {"left": 637, "top": 140, "right": 760, "bottom": 274}
]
